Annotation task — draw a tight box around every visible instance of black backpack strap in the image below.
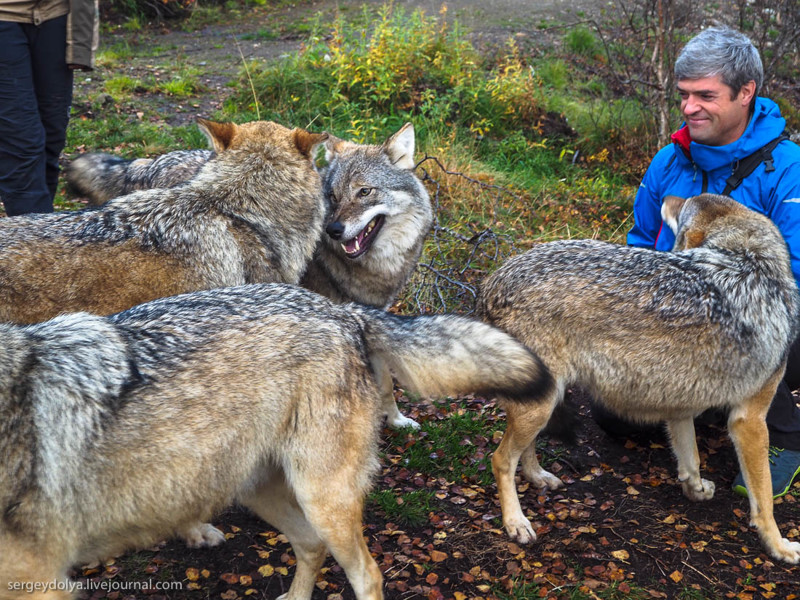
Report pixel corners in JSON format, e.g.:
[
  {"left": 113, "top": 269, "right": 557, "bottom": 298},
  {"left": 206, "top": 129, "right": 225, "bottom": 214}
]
[{"left": 722, "top": 132, "right": 790, "bottom": 196}]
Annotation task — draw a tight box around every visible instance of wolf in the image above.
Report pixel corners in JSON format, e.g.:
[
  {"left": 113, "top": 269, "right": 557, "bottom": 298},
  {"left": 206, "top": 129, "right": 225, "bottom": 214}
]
[
  {"left": 0, "top": 119, "right": 327, "bottom": 324},
  {"left": 67, "top": 122, "right": 434, "bottom": 429},
  {"left": 0, "top": 283, "right": 552, "bottom": 600},
  {"left": 476, "top": 193, "right": 800, "bottom": 564}
]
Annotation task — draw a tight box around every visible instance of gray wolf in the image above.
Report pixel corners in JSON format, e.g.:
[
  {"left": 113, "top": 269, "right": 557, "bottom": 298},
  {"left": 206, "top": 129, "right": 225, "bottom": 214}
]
[
  {"left": 477, "top": 193, "right": 800, "bottom": 564},
  {"left": 67, "top": 122, "right": 434, "bottom": 429},
  {"left": 0, "top": 119, "right": 327, "bottom": 323},
  {"left": 0, "top": 283, "right": 552, "bottom": 600}
]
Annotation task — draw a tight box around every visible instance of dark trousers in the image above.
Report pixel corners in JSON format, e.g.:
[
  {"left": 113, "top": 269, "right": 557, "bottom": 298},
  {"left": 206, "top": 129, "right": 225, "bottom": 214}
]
[
  {"left": 592, "top": 334, "right": 800, "bottom": 451},
  {"left": 0, "top": 16, "right": 73, "bottom": 216},
  {"left": 767, "top": 334, "right": 800, "bottom": 451}
]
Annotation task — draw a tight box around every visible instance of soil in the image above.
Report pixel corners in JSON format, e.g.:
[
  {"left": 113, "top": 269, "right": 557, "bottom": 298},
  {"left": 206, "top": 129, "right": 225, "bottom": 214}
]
[
  {"left": 78, "top": 0, "right": 607, "bottom": 128},
  {"left": 64, "top": 1, "right": 800, "bottom": 599},
  {"left": 77, "top": 391, "right": 800, "bottom": 600}
]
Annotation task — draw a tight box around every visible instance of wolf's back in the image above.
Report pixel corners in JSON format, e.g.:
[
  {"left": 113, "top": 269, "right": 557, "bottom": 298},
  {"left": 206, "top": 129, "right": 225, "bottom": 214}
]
[
  {"left": 67, "top": 149, "right": 214, "bottom": 205},
  {"left": 353, "top": 306, "right": 552, "bottom": 402}
]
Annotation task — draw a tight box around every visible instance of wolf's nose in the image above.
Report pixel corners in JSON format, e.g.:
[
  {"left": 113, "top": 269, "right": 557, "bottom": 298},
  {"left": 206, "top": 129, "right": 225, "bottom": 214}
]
[{"left": 327, "top": 221, "right": 345, "bottom": 240}]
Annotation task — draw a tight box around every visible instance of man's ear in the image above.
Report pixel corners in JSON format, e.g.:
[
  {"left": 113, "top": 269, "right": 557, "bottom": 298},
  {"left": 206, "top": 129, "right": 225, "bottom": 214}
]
[{"left": 738, "top": 80, "right": 757, "bottom": 108}]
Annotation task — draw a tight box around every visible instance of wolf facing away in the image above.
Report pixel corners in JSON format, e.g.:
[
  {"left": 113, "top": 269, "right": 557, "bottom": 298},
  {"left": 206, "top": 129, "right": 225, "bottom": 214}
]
[
  {"left": 0, "top": 283, "right": 552, "bottom": 600},
  {"left": 477, "top": 194, "right": 800, "bottom": 564},
  {"left": 0, "top": 119, "right": 327, "bottom": 324},
  {"left": 67, "top": 122, "right": 435, "bottom": 429}
]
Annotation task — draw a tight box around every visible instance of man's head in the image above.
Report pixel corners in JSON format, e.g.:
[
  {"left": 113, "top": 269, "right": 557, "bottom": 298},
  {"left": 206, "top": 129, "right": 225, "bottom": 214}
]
[{"left": 674, "top": 26, "right": 763, "bottom": 146}]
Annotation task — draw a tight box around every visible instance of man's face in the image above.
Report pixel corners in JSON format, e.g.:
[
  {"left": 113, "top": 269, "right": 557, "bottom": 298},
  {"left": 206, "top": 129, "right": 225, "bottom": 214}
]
[{"left": 677, "top": 75, "right": 756, "bottom": 146}]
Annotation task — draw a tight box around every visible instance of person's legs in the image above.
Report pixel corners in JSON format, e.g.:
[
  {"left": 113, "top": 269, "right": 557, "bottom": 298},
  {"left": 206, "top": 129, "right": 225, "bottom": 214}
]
[
  {"left": 31, "top": 14, "right": 73, "bottom": 204},
  {"left": 0, "top": 21, "right": 50, "bottom": 216}
]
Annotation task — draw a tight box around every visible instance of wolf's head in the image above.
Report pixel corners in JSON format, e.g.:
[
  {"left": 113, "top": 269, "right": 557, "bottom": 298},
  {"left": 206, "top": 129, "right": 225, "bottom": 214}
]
[
  {"left": 662, "top": 193, "right": 782, "bottom": 253},
  {"left": 197, "top": 118, "right": 328, "bottom": 168},
  {"left": 319, "top": 123, "right": 433, "bottom": 262}
]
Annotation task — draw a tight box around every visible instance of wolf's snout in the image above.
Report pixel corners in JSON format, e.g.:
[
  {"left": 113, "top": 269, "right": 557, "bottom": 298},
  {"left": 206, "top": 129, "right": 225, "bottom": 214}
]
[{"left": 327, "top": 221, "right": 345, "bottom": 240}]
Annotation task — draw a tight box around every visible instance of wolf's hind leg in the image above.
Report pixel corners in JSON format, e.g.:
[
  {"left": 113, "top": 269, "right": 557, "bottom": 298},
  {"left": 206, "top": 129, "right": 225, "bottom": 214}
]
[
  {"left": 666, "top": 417, "right": 715, "bottom": 501},
  {"left": 493, "top": 396, "right": 560, "bottom": 545},
  {"left": 243, "top": 473, "right": 328, "bottom": 600},
  {"left": 0, "top": 538, "right": 71, "bottom": 600},
  {"left": 728, "top": 368, "right": 800, "bottom": 564},
  {"left": 290, "top": 478, "right": 383, "bottom": 599}
]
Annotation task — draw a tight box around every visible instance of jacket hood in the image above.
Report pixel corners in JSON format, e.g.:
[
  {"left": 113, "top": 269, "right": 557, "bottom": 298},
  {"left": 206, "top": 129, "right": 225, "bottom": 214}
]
[{"left": 673, "top": 97, "right": 787, "bottom": 172}]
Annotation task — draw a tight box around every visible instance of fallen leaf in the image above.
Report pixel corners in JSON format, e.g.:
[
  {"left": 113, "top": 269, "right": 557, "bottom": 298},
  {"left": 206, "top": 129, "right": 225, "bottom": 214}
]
[
  {"left": 610, "top": 550, "right": 629, "bottom": 561},
  {"left": 430, "top": 550, "right": 448, "bottom": 562},
  {"left": 669, "top": 570, "right": 683, "bottom": 583},
  {"left": 257, "top": 565, "right": 274, "bottom": 577}
]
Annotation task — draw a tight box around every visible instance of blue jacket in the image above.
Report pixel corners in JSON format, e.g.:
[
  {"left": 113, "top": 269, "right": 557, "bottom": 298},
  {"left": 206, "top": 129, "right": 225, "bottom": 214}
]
[{"left": 627, "top": 97, "right": 800, "bottom": 287}]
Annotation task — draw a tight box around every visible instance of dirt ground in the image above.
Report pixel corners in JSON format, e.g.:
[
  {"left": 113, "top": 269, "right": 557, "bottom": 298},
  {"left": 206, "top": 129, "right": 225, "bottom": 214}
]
[
  {"left": 82, "top": 0, "right": 609, "bottom": 127},
  {"left": 66, "top": 1, "right": 800, "bottom": 599}
]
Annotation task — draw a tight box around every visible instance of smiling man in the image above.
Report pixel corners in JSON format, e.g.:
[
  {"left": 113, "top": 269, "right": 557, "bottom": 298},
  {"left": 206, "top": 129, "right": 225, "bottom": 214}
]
[{"left": 610, "top": 26, "right": 800, "bottom": 499}]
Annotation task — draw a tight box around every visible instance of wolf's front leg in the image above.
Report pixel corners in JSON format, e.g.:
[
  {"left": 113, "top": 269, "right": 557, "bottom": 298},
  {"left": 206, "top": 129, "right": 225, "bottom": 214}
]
[{"left": 666, "top": 418, "right": 715, "bottom": 501}]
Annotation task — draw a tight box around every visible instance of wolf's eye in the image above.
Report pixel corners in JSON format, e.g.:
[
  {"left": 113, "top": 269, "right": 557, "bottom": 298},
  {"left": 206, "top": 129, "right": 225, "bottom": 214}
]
[{"left": 357, "top": 187, "right": 373, "bottom": 197}]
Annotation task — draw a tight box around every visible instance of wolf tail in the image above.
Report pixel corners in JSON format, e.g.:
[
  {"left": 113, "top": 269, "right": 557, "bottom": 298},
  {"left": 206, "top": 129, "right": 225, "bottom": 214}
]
[
  {"left": 66, "top": 153, "right": 144, "bottom": 205},
  {"left": 355, "top": 306, "right": 553, "bottom": 403},
  {"left": 66, "top": 149, "right": 214, "bottom": 205}
]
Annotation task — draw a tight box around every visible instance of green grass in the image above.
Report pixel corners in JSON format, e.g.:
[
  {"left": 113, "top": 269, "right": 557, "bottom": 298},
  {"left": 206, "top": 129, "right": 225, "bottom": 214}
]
[
  {"left": 103, "top": 75, "right": 144, "bottom": 96},
  {"left": 368, "top": 489, "right": 437, "bottom": 527}
]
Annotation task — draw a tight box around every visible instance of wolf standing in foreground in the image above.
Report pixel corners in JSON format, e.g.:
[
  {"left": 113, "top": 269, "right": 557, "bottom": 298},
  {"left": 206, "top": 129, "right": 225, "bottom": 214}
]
[
  {"left": 0, "top": 119, "right": 327, "bottom": 323},
  {"left": 67, "top": 122, "right": 434, "bottom": 429},
  {"left": 478, "top": 194, "right": 800, "bottom": 564},
  {"left": 618, "top": 26, "right": 800, "bottom": 498},
  {"left": 0, "top": 283, "right": 552, "bottom": 600}
]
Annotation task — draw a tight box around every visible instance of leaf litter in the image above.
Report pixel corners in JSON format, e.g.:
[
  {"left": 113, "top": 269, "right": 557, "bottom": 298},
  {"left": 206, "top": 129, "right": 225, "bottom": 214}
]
[{"left": 73, "top": 390, "right": 800, "bottom": 600}]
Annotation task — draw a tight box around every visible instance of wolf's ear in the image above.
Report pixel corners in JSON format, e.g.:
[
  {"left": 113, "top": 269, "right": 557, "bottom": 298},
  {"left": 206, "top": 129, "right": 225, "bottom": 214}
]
[
  {"left": 197, "top": 118, "right": 238, "bottom": 153},
  {"left": 323, "top": 135, "right": 354, "bottom": 164},
  {"left": 661, "top": 195, "right": 687, "bottom": 235},
  {"left": 293, "top": 129, "right": 329, "bottom": 159},
  {"left": 383, "top": 122, "right": 416, "bottom": 169},
  {"left": 682, "top": 229, "right": 706, "bottom": 249}
]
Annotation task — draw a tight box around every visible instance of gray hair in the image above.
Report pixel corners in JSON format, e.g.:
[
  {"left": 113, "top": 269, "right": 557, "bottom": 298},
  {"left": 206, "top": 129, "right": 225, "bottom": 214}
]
[{"left": 674, "top": 26, "right": 763, "bottom": 96}]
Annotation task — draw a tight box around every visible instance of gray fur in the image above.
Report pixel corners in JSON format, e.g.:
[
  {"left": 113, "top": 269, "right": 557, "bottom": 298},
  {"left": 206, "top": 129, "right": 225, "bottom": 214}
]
[
  {"left": 0, "top": 283, "right": 549, "bottom": 598},
  {"left": 65, "top": 122, "right": 433, "bottom": 309},
  {"left": 478, "top": 194, "right": 800, "bottom": 564},
  {"left": 0, "top": 120, "right": 327, "bottom": 323},
  {"left": 66, "top": 150, "right": 216, "bottom": 204}
]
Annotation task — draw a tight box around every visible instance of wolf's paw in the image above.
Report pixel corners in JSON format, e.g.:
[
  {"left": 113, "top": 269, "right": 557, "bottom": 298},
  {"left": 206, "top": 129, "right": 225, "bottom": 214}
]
[
  {"left": 768, "top": 539, "right": 800, "bottom": 564},
  {"left": 504, "top": 514, "right": 537, "bottom": 545},
  {"left": 525, "top": 469, "right": 563, "bottom": 491},
  {"left": 181, "top": 522, "right": 226, "bottom": 548},
  {"left": 681, "top": 477, "right": 715, "bottom": 501},
  {"left": 387, "top": 413, "right": 420, "bottom": 430}
]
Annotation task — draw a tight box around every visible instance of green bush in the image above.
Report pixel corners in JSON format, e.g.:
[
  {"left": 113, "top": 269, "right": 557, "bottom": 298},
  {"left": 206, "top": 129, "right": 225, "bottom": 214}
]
[{"left": 231, "top": 4, "right": 544, "bottom": 142}]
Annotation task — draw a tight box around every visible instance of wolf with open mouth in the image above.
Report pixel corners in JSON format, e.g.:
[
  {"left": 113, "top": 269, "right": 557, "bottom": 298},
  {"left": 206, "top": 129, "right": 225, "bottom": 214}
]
[{"left": 302, "top": 123, "right": 434, "bottom": 310}]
